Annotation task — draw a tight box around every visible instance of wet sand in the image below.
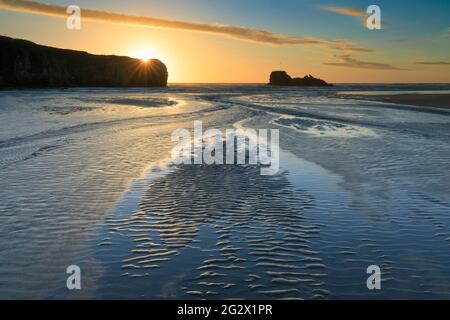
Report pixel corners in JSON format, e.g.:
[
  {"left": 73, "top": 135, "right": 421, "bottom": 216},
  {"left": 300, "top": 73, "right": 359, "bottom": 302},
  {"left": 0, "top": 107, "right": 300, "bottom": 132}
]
[
  {"left": 349, "top": 93, "right": 450, "bottom": 109},
  {"left": 2, "top": 85, "right": 450, "bottom": 299}
]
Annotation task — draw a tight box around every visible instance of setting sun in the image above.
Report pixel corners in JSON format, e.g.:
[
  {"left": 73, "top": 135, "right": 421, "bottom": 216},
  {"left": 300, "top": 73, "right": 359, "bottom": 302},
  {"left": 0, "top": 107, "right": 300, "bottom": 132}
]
[{"left": 131, "top": 51, "right": 152, "bottom": 62}]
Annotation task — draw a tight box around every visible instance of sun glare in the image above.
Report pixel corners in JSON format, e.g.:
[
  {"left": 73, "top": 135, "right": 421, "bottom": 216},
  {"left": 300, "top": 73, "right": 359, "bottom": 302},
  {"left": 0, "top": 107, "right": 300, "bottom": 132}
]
[
  {"left": 130, "top": 50, "right": 153, "bottom": 62},
  {"left": 129, "top": 45, "right": 166, "bottom": 64},
  {"left": 131, "top": 51, "right": 153, "bottom": 62}
]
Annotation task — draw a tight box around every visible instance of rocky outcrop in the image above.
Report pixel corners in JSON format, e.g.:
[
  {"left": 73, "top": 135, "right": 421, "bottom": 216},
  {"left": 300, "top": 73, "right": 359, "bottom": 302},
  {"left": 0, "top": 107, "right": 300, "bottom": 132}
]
[
  {"left": 0, "top": 36, "right": 168, "bottom": 88},
  {"left": 269, "top": 71, "right": 331, "bottom": 86}
]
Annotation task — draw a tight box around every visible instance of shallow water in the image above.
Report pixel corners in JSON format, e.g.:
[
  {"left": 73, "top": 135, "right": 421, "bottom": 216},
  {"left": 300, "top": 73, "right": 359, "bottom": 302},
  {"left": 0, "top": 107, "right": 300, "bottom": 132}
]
[{"left": 0, "top": 84, "right": 450, "bottom": 299}]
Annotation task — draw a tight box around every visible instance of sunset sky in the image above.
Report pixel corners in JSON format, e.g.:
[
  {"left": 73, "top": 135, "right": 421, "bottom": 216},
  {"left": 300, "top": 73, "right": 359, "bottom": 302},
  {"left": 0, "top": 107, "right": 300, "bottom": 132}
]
[{"left": 0, "top": 0, "right": 449, "bottom": 83}]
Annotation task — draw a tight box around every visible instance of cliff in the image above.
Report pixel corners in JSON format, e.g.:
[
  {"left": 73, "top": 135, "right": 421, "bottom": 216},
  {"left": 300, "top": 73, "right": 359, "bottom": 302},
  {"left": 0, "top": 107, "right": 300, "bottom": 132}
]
[
  {"left": 0, "top": 36, "right": 168, "bottom": 88},
  {"left": 269, "top": 71, "right": 331, "bottom": 86}
]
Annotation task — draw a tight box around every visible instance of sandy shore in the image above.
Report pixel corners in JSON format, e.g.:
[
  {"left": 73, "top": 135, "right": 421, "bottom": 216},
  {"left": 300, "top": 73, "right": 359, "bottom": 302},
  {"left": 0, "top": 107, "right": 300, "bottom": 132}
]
[{"left": 345, "top": 93, "right": 450, "bottom": 109}]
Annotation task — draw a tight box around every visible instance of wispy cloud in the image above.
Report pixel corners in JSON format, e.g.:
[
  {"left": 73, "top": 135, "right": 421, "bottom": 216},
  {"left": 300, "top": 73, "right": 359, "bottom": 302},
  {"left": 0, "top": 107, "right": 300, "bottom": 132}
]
[
  {"left": 414, "top": 61, "right": 450, "bottom": 65},
  {"left": 0, "top": 0, "right": 371, "bottom": 51},
  {"left": 441, "top": 27, "right": 450, "bottom": 39},
  {"left": 324, "top": 54, "right": 403, "bottom": 70},
  {"left": 321, "top": 6, "right": 367, "bottom": 17},
  {"left": 320, "top": 6, "right": 373, "bottom": 28}
]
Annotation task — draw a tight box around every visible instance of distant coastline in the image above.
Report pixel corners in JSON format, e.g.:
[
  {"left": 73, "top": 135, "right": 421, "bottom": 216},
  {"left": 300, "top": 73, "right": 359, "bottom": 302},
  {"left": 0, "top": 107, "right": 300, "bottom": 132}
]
[{"left": 0, "top": 36, "right": 168, "bottom": 88}]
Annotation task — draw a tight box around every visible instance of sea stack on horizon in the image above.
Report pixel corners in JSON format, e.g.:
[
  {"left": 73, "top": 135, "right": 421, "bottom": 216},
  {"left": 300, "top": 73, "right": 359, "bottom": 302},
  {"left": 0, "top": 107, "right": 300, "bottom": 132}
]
[
  {"left": 0, "top": 36, "right": 168, "bottom": 88},
  {"left": 269, "top": 71, "right": 331, "bottom": 86}
]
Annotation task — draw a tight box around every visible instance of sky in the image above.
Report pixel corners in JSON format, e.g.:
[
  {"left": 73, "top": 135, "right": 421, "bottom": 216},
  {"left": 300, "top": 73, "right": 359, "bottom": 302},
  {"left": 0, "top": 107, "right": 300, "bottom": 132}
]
[{"left": 0, "top": 0, "right": 449, "bottom": 83}]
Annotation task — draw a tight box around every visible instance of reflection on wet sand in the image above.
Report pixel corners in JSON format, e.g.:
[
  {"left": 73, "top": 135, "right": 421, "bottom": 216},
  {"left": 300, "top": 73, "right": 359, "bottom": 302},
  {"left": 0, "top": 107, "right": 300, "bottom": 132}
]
[{"left": 102, "top": 161, "right": 328, "bottom": 299}]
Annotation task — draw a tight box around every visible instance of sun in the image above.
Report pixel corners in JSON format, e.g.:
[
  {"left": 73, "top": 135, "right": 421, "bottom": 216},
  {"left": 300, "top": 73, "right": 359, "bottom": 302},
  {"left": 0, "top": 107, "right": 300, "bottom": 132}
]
[
  {"left": 128, "top": 46, "right": 165, "bottom": 63},
  {"left": 131, "top": 51, "right": 152, "bottom": 62}
]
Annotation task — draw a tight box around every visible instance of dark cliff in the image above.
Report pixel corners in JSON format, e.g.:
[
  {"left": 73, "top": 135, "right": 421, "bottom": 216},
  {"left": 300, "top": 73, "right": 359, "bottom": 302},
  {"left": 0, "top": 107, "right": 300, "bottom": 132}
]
[
  {"left": 0, "top": 36, "right": 168, "bottom": 88},
  {"left": 269, "top": 71, "right": 331, "bottom": 86}
]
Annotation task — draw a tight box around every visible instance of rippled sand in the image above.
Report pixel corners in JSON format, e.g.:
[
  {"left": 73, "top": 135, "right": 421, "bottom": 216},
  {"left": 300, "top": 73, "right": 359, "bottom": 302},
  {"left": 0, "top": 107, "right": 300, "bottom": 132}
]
[
  {"left": 1, "top": 85, "right": 450, "bottom": 299},
  {"left": 96, "top": 159, "right": 325, "bottom": 299}
]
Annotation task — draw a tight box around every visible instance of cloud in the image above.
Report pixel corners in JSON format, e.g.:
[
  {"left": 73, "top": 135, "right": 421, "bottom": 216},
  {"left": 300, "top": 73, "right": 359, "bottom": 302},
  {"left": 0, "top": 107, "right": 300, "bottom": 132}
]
[
  {"left": 0, "top": 0, "right": 371, "bottom": 51},
  {"left": 320, "top": 6, "right": 375, "bottom": 28},
  {"left": 324, "top": 54, "right": 403, "bottom": 70},
  {"left": 321, "top": 6, "right": 367, "bottom": 17},
  {"left": 414, "top": 61, "right": 450, "bottom": 65},
  {"left": 440, "top": 27, "right": 450, "bottom": 39}
]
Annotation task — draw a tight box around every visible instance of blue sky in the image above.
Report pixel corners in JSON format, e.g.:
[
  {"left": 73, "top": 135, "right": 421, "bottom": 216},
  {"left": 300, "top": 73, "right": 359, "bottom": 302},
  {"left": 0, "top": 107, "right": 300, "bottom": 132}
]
[
  {"left": 0, "top": 0, "right": 449, "bottom": 82},
  {"left": 3, "top": 0, "right": 449, "bottom": 40}
]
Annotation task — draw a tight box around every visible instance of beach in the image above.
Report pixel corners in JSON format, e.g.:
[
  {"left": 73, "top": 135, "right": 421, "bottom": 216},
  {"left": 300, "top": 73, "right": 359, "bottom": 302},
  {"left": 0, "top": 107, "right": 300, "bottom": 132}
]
[
  {"left": 1, "top": 84, "right": 450, "bottom": 299},
  {"left": 340, "top": 92, "right": 450, "bottom": 109}
]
